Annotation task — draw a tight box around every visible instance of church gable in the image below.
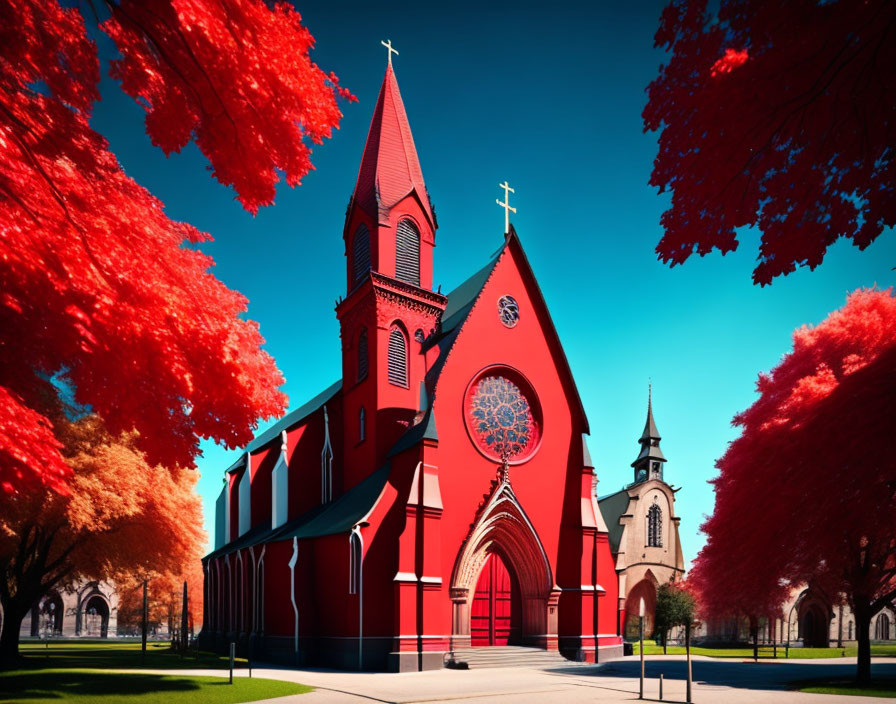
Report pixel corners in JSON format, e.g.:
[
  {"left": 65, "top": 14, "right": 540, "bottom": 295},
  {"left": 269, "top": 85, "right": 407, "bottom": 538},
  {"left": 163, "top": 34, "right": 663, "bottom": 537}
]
[{"left": 425, "top": 230, "right": 593, "bottom": 565}]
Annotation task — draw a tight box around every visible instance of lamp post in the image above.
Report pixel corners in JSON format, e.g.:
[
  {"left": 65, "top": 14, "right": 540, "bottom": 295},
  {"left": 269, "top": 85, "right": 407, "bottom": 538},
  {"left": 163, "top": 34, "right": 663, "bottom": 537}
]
[{"left": 639, "top": 597, "right": 645, "bottom": 700}]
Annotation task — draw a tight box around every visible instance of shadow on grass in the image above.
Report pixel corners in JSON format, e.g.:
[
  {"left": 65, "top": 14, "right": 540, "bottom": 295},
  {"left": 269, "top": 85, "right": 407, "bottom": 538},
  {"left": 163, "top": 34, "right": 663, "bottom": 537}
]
[
  {"left": 0, "top": 671, "right": 203, "bottom": 700},
  {"left": 791, "top": 676, "right": 896, "bottom": 698},
  {"left": 17, "top": 644, "right": 230, "bottom": 671}
]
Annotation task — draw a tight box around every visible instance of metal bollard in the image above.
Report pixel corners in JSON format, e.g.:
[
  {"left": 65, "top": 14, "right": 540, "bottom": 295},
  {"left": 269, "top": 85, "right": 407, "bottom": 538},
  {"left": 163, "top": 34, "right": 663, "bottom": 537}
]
[
  {"left": 659, "top": 673, "right": 664, "bottom": 701},
  {"left": 229, "top": 642, "right": 235, "bottom": 684}
]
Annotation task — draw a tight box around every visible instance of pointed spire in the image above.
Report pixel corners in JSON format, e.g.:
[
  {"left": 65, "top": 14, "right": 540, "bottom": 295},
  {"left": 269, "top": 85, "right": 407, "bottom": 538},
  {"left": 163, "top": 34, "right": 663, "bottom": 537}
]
[
  {"left": 631, "top": 383, "right": 666, "bottom": 474},
  {"left": 351, "top": 63, "right": 435, "bottom": 228},
  {"left": 640, "top": 381, "right": 661, "bottom": 442}
]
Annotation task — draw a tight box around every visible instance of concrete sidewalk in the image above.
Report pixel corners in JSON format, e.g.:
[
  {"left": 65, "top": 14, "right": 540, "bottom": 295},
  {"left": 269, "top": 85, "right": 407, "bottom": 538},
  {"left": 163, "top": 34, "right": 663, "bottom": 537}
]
[{"left": 134, "top": 655, "right": 896, "bottom": 703}]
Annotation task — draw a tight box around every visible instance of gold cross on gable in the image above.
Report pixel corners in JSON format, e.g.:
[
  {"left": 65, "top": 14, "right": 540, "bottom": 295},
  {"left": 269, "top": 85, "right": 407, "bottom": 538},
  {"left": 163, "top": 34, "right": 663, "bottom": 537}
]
[
  {"left": 381, "top": 39, "right": 399, "bottom": 66},
  {"left": 496, "top": 181, "right": 516, "bottom": 234}
]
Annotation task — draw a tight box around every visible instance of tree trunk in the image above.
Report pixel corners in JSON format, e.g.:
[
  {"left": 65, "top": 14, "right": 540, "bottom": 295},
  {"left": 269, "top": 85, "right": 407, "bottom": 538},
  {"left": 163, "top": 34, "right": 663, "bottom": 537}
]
[
  {"left": 0, "top": 596, "right": 29, "bottom": 667},
  {"left": 663, "top": 628, "right": 667, "bottom": 654},
  {"left": 855, "top": 604, "right": 872, "bottom": 686}
]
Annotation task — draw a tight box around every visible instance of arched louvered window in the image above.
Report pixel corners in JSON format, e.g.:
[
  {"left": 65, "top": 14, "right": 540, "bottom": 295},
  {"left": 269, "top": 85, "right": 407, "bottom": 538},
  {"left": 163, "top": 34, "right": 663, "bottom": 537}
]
[
  {"left": 387, "top": 326, "right": 408, "bottom": 387},
  {"left": 352, "top": 224, "right": 371, "bottom": 284},
  {"left": 395, "top": 219, "right": 420, "bottom": 286},
  {"left": 359, "top": 407, "right": 366, "bottom": 443},
  {"left": 647, "top": 503, "right": 662, "bottom": 547},
  {"left": 357, "top": 328, "right": 368, "bottom": 382}
]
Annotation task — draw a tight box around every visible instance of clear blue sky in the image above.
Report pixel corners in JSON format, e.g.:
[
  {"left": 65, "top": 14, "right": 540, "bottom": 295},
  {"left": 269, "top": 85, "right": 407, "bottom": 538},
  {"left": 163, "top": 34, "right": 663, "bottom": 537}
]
[{"left": 90, "top": 1, "right": 894, "bottom": 567}]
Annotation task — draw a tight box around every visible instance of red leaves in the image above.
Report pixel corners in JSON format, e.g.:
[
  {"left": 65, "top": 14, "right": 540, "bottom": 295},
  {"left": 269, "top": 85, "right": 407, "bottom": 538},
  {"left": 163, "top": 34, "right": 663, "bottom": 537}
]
[
  {"left": 692, "top": 289, "right": 896, "bottom": 622},
  {"left": 644, "top": 0, "right": 896, "bottom": 285},
  {"left": 0, "top": 387, "right": 69, "bottom": 495},
  {"left": 103, "top": 0, "right": 355, "bottom": 213},
  {"left": 710, "top": 48, "right": 748, "bottom": 77},
  {"left": 0, "top": 0, "right": 360, "bottom": 494}
]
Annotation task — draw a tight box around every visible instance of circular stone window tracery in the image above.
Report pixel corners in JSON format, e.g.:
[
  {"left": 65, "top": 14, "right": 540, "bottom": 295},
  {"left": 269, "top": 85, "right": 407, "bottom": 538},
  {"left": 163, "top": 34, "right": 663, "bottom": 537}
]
[
  {"left": 464, "top": 367, "right": 542, "bottom": 464},
  {"left": 497, "top": 295, "right": 519, "bottom": 328}
]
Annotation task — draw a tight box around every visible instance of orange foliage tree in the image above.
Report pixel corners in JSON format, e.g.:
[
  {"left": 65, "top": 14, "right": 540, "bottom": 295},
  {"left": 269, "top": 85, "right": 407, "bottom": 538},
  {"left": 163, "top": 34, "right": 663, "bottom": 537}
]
[
  {"left": 116, "top": 563, "right": 205, "bottom": 638},
  {"left": 691, "top": 289, "right": 896, "bottom": 683},
  {"left": 0, "top": 0, "right": 354, "bottom": 494},
  {"left": 0, "top": 414, "right": 206, "bottom": 662}
]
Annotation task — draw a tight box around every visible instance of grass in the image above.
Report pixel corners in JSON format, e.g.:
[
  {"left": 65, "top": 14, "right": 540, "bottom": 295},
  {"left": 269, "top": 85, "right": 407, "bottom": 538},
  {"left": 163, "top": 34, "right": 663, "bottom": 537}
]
[
  {"left": 633, "top": 641, "right": 896, "bottom": 659},
  {"left": 0, "top": 669, "right": 311, "bottom": 704},
  {"left": 0, "top": 641, "right": 311, "bottom": 703},
  {"left": 16, "top": 640, "right": 237, "bottom": 670},
  {"left": 795, "top": 678, "right": 896, "bottom": 698}
]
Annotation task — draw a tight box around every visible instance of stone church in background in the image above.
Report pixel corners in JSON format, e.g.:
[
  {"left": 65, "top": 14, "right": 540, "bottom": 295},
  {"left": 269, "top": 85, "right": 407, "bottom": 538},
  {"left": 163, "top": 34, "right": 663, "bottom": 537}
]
[
  {"left": 598, "top": 392, "right": 685, "bottom": 639},
  {"left": 17, "top": 579, "right": 118, "bottom": 639}
]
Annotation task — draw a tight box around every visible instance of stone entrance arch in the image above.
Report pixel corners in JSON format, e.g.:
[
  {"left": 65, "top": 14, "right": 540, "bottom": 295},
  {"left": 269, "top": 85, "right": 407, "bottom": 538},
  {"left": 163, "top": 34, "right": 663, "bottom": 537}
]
[
  {"left": 80, "top": 593, "right": 110, "bottom": 638},
  {"left": 450, "top": 475, "right": 559, "bottom": 651},
  {"left": 624, "top": 575, "right": 659, "bottom": 639}
]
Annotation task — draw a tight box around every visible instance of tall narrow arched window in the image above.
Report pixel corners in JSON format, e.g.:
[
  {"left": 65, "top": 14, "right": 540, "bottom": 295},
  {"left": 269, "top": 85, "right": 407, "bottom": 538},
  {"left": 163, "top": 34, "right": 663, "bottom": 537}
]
[
  {"left": 387, "top": 325, "right": 408, "bottom": 387},
  {"left": 349, "top": 531, "right": 362, "bottom": 595},
  {"left": 359, "top": 407, "right": 366, "bottom": 443},
  {"left": 321, "top": 406, "right": 333, "bottom": 503},
  {"left": 395, "top": 219, "right": 420, "bottom": 286},
  {"left": 647, "top": 503, "right": 662, "bottom": 547},
  {"left": 352, "top": 224, "right": 371, "bottom": 284},
  {"left": 357, "top": 328, "right": 368, "bottom": 382},
  {"left": 876, "top": 613, "right": 891, "bottom": 640}
]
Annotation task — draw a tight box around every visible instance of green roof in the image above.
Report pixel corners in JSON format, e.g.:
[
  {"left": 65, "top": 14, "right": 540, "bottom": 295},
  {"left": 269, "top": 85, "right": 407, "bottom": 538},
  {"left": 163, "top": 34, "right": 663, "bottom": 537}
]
[
  {"left": 245, "top": 379, "right": 341, "bottom": 455},
  {"left": 205, "top": 462, "right": 391, "bottom": 560},
  {"left": 597, "top": 489, "right": 630, "bottom": 554}
]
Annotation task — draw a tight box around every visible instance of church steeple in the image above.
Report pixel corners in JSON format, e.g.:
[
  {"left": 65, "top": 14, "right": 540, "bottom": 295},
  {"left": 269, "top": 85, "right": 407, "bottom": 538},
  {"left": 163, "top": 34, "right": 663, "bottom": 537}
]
[
  {"left": 631, "top": 384, "right": 666, "bottom": 484},
  {"left": 343, "top": 59, "right": 437, "bottom": 294},
  {"left": 336, "top": 52, "right": 446, "bottom": 492}
]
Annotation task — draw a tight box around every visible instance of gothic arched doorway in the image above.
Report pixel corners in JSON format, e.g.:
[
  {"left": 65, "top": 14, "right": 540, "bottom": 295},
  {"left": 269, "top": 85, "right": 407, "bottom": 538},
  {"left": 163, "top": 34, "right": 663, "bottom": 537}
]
[
  {"left": 450, "top": 478, "right": 557, "bottom": 651},
  {"left": 875, "top": 613, "right": 891, "bottom": 641},
  {"left": 799, "top": 604, "right": 828, "bottom": 647},
  {"left": 624, "top": 579, "right": 658, "bottom": 640},
  {"left": 471, "top": 551, "right": 521, "bottom": 646},
  {"left": 82, "top": 595, "right": 110, "bottom": 638}
]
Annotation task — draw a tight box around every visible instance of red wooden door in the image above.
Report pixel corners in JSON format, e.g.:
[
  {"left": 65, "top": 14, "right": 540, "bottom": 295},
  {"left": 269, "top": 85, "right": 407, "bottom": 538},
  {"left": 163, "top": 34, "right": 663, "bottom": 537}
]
[{"left": 471, "top": 553, "right": 514, "bottom": 646}]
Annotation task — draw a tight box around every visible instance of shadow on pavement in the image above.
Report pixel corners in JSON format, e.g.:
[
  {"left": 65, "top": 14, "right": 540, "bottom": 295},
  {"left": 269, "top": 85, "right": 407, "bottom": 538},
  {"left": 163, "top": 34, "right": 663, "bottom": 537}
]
[{"left": 544, "top": 658, "right": 896, "bottom": 692}]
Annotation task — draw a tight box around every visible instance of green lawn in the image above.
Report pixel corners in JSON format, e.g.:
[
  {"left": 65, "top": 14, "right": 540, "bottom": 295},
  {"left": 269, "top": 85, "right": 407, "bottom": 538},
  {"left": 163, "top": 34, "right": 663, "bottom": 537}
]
[
  {"left": 796, "top": 679, "right": 896, "bottom": 698},
  {"left": 0, "top": 669, "right": 311, "bottom": 704},
  {"left": 1, "top": 641, "right": 311, "bottom": 703},
  {"left": 633, "top": 641, "right": 896, "bottom": 659},
  {"left": 16, "top": 640, "right": 237, "bottom": 670}
]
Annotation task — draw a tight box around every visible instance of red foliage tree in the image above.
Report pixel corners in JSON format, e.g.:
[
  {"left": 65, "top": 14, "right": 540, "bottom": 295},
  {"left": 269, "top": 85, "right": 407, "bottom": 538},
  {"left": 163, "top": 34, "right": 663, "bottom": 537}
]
[
  {"left": 692, "top": 289, "right": 896, "bottom": 682},
  {"left": 0, "top": 414, "right": 206, "bottom": 661},
  {"left": 644, "top": 0, "right": 895, "bottom": 285},
  {"left": 1, "top": 1, "right": 353, "bottom": 493}
]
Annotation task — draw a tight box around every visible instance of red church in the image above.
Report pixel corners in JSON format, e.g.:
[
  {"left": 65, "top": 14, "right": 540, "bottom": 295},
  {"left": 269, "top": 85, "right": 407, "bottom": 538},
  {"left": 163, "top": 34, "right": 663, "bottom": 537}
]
[{"left": 200, "top": 59, "right": 623, "bottom": 671}]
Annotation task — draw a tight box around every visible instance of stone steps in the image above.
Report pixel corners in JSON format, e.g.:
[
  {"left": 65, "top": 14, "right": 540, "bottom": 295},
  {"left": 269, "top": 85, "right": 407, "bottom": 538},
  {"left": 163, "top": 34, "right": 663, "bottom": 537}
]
[{"left": 447, "top": 646, "right": 573, "bottom": 669}]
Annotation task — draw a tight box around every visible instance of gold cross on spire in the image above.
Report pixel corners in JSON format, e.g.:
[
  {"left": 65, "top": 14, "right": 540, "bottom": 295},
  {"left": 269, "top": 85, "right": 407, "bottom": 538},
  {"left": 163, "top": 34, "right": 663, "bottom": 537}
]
[
  {"left": 381, "top": 39, "right": 399, "bottom": 67},
  {"left": 496, "top": 181, "right": 516, "bottom": 235}
]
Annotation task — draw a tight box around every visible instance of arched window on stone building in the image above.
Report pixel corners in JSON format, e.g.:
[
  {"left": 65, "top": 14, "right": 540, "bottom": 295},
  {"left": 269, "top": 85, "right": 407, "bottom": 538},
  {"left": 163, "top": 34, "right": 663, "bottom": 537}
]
[
  {"left": 647, "top": 503, "right": 662, "bottom": 548},
  {"left": 875, "top": 613, "right": 891, "bottom": 640}
]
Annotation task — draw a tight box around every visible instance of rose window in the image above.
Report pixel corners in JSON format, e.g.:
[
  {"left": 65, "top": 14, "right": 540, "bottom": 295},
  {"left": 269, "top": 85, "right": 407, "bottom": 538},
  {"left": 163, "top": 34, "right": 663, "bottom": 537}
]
[{"left": 467, "top": 373, "right": 541, "bottom": 463}]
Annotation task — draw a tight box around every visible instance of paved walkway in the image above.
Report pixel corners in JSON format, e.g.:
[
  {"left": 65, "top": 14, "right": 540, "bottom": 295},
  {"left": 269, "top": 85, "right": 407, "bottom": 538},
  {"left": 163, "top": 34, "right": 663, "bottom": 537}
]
[{"left": 140, "top": 655, "right": 896, "bottom": 703}]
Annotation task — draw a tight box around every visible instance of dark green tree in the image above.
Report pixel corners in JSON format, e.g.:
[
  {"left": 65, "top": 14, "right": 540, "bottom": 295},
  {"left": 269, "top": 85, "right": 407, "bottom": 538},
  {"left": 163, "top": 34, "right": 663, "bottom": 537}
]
[{"left": 654, "top": 582, "right": 697, "bottom": 653}]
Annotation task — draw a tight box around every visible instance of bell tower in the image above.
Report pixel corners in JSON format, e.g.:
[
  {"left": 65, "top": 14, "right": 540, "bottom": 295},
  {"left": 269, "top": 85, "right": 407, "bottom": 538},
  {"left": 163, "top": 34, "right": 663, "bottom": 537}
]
[
  {"left": 336, "top": 53, "right": 446, "bottom": 491},
  {"left": 631, "top": 385, "right": 666, "bottom": 484}
]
